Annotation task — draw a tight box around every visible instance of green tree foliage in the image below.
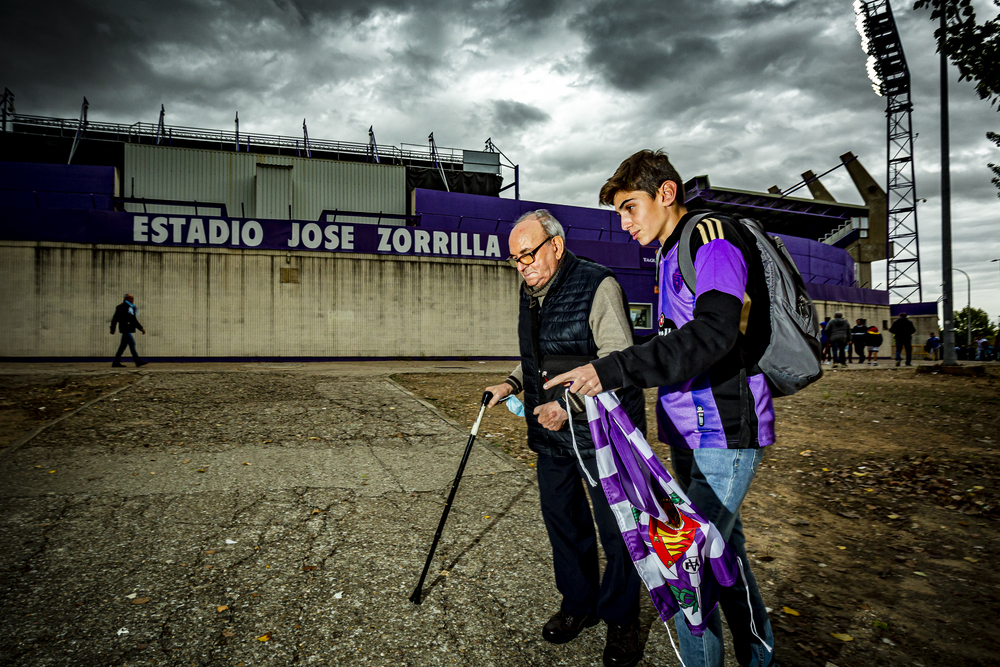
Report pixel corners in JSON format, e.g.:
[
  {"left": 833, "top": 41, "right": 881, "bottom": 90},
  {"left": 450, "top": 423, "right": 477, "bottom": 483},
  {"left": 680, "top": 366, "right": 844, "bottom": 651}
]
[
  {"left": 989, "top": 131, "right": 1000, "bottom": 196},
  {"left": 953, "top": 306, "right": 998, "bottom": 342},
  {"left": 914, "top": 0, "right": 1000, "bottom": 197}
]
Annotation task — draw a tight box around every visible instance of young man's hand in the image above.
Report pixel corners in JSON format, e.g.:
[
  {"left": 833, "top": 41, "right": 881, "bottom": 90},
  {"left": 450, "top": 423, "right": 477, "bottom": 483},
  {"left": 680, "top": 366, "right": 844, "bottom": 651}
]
[
  {"left": 484, "top": 382, "right": 512, "bottom": 408},
  {"left": 533, "top": 401, "right": 568, "bottom": 431},
  {"left": 543, "top": 363, "right": 603, "bottom": 397},
  {"left": 140, "top": 329, "right": 146, "bottom": 335}
]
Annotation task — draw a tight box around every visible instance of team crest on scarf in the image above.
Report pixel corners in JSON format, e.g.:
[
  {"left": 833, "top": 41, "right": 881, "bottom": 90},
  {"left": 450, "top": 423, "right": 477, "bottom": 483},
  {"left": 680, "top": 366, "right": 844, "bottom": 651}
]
[
  {"left": 582, "top": 391, "right": 738, "bottom": 637},
  {"left": 649, "top": 499, "right": 698, "bottom": 568}
]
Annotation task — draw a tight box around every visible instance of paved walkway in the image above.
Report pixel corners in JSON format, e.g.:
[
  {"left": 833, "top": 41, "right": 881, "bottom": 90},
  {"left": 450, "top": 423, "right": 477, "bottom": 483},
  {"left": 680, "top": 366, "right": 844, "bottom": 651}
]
[{"left": 0, "top": 365, "right": 677, "bottom": 667}]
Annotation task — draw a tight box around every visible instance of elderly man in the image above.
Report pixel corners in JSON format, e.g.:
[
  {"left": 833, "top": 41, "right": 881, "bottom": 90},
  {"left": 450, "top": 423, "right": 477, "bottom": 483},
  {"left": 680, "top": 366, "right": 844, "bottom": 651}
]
[{"left": 484, "top": 209, "right": 647, "bottom": 667}]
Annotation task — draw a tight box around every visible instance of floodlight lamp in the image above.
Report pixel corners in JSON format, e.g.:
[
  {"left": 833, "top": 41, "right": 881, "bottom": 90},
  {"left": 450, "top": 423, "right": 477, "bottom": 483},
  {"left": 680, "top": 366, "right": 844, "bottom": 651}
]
[
  {"left": 866, "top": 55, "right": 884, "bottom": 96},
  {"left": 854, "top": 1, "right": 871, "bottom": 54}
]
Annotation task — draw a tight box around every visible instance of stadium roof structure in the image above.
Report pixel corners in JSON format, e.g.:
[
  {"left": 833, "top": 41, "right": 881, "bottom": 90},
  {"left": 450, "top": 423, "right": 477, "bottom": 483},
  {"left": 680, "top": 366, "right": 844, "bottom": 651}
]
[{"left": 683, "top": 175, "right": 869, "bottom": 242}]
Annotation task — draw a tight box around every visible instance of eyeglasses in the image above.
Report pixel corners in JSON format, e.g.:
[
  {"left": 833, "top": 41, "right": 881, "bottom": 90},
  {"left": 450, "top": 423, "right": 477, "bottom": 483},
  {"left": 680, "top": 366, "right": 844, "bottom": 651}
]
[{"left": 507, "top": 236, "right": 553, "bottom": 268}]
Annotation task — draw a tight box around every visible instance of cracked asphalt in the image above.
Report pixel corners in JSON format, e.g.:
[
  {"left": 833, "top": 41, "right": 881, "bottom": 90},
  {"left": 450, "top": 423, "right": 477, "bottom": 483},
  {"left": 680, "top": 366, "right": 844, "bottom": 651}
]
[{"left": 0, "top": 366, "right": 679, "bottom": 667}]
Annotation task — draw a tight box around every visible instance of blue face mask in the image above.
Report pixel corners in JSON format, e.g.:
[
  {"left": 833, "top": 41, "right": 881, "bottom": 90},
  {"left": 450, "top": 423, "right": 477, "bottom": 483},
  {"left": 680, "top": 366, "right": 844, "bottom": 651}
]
[{"left": 504, "top": 395, "right": 525, "bottom": 417}]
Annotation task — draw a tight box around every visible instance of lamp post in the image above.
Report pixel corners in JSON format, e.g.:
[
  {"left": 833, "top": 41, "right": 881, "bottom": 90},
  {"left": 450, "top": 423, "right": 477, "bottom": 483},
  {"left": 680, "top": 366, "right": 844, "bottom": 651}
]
[
  {"left": 939, "top": 6, "right": 957, "bottom": 365},
  {"left": 993, "top": 258, "right": 1000, "bottom": 337},
  {"left": 952, "top": 268, "right": 971, "bottom": 346}
]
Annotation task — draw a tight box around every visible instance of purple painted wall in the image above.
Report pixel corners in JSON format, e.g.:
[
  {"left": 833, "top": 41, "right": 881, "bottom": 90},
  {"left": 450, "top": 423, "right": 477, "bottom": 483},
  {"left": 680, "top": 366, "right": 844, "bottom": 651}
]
[
  {"left": 413, "top": 189, "right": 868, "bottom": 308},
  {"left": 0, "top": 162, "right": 117, "bottom": 211}
]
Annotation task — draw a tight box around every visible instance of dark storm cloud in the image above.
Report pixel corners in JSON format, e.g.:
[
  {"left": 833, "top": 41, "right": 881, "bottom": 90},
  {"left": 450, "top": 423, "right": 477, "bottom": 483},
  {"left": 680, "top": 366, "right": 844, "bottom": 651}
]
[{"left": 490, "top": 100, "right": 551, "bottom": 133}]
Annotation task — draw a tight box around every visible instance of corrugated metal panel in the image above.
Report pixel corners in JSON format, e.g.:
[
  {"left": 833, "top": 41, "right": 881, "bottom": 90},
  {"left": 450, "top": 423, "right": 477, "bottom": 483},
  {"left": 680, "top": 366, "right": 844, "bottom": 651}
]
[
  {"left": 124, "top": 145, "right": 404, "bottom": 220},
  {"left": 0, "top": 243, "right": 520, "bottom": 358},
  {"left": 255, "top": 164, "right": 292, "bottom": 219}
]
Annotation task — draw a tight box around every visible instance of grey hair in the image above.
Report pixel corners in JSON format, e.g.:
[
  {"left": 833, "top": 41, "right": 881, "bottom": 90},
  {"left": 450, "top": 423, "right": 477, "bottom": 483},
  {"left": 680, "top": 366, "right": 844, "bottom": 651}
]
[{"left": 515, "top": 209, "right": 565, "bottom": 239}]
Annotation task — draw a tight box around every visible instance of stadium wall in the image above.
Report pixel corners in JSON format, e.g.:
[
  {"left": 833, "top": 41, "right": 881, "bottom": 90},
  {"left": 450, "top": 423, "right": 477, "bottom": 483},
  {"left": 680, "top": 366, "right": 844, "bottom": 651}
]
[{"left": 0, "top": 241, "right": 520, "bottom": 360}]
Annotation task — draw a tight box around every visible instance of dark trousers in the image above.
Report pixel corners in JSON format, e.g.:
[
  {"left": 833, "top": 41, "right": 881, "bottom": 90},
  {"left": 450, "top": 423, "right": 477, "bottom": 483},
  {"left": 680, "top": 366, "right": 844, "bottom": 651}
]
[
  {"left": 115, "top": 332, "right": 140, "bottom": 362},
  {"left": 896, "top": 341, "right": 912, "bottom": 364},
  {"left": 853, "top": 341, "right": 866, "bottom": 363},
  {"left": 536, "top": 453, "right": 641, "bottom": 625}
]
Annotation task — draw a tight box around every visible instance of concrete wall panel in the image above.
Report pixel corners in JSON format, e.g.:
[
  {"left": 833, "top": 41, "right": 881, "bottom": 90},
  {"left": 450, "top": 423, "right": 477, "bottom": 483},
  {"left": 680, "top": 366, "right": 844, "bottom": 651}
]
[{"left": 0, "top": 242, "right": 520, "bottom": 359}]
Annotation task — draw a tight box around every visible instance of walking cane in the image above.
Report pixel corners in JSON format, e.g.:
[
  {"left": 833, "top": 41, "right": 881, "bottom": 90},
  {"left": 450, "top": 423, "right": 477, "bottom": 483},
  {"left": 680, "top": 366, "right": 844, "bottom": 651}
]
[{"left": 410, "top": 390, "right": 493, "bottom": 605}]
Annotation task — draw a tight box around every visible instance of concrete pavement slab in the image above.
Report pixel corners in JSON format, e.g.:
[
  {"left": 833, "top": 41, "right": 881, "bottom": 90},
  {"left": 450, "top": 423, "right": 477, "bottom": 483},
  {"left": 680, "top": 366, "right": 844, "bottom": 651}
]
[{"left": 0, "top": 368, "right": 679, "bottom": 667}]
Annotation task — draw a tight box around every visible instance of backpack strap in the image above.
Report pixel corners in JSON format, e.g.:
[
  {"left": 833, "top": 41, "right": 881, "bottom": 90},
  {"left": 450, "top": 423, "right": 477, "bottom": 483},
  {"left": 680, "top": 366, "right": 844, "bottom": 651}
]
[{"left": 676, "top": 211, "right": 716, "bottom": 294}]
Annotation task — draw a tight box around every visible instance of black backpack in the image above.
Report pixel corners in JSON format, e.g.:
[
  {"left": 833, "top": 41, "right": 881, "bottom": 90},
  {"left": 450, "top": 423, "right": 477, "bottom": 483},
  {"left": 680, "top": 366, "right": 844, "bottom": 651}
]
[{"left": 677, "top": 212, "right": 823, "bottom": 397}]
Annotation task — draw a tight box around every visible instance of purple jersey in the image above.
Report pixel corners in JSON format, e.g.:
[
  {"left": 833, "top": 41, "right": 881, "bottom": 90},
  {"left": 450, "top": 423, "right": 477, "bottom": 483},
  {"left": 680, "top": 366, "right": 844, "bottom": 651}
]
[{"left": 655, "top": 215, "right": 775, "bottom": 449}]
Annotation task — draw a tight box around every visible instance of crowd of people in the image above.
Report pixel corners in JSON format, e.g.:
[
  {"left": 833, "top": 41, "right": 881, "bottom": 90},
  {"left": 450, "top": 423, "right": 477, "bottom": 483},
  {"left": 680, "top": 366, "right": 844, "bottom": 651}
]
[
  {"left": 820, "top": 312, "right": 891, "bottom": 367},
  {"left": 820, "top": 313, "right": 998, "bottom": 366}
]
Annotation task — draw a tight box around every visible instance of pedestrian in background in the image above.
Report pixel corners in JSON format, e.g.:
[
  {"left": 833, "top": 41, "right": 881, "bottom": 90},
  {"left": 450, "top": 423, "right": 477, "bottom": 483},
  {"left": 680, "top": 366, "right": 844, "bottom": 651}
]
[
  {"left": 851, "top": 318, "right": 868, "bottom": 364},
  {"left": 820, "top": 319, "right": 831, "bottom": 364},
  {"left": 110, "top": 293, "right": 147, "bottom": 368},
  {"left": 889, "top": 312, "right": 916, "bottom": 366},
  {"left": 866, "top": 325, "right": 883, "bottom": 366},
  {"left": 925, "top": 332, "right": 941, "bottom": 361},
  {"left": 825, "top": 312, "right": 851, "bottom": 369}
]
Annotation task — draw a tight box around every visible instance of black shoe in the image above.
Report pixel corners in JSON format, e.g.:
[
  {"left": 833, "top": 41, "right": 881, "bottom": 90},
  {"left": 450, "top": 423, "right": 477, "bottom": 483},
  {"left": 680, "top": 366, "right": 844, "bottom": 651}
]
[
  {"left": 112, "top": 361, "right": 125, "bottom": 368},
  {"left": 542, "top": 611, "right": 598, "bottom": 644},
  {"left": 603, "top": 619, "right": 643, "bottom": 667},
  {"left": 135, "top": 360, "right": 148, "bottom": 367}
]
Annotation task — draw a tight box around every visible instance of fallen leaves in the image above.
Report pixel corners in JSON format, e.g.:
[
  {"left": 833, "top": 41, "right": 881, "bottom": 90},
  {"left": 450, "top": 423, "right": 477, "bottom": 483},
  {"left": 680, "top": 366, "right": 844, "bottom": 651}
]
[
  {"left": 222, "top": 629, "right": 236, "bottom": 638},
  {"left": 830, "top": 633, "right": 854, "bottom": 642},
  {"left": 782, "top": 606, "right": 800, "bottom": 616},
  {"left": 217, "top": 605, "right": 229, "bottom": 612},
  {"left": 257, "top": 633, "right": 271, "bottom": 642},
  {"left": 131, "top": 597, "right": 151, "bottom": 605}
]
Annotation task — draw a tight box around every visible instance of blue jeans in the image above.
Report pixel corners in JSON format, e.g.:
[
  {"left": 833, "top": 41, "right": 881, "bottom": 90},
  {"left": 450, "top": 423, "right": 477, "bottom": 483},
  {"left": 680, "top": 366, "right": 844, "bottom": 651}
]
[
  {"left": 670, "top": 447, "right": 775, "bottom": 667},
  {"left": 831, "top": 340, "right": 847, "bottom": 365},
  {"left": 115, "top": 332, "right": 139, "bottom": 361}
]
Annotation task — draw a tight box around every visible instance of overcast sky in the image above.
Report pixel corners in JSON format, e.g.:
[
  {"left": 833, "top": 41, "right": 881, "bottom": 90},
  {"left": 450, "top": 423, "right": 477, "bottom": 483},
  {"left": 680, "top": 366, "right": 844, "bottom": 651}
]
[{"left": 3, "top": 0, "right": 998, "bottom": 322}]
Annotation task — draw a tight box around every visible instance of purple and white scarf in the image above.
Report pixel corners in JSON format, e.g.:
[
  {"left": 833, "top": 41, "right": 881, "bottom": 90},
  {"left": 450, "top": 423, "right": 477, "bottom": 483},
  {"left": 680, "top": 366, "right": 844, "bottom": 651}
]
[{"left": 568, "top": 390, "right": 737, "bottom": 636}]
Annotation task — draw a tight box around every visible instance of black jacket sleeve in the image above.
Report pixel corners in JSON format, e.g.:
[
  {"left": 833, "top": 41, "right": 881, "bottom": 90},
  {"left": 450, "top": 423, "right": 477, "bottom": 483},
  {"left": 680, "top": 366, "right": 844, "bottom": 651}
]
[
  {"left": 111, "top": 305, "right": 121, "bottom": 333},
  {"left": 592, "top": 290, "right": 744, "bottom": 390}
]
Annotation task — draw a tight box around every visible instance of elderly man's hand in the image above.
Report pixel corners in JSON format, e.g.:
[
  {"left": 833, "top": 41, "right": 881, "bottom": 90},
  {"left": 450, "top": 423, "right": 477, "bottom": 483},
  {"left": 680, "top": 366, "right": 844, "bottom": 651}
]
[
  {"left": 484, "top": 382, "right": 513, "bottom": 408},
  {"left": 533, "top": 401, "right": 568, "bottom": 431},
  {"left": 542, "top": 363, "right": 603, "bottom": 397}
]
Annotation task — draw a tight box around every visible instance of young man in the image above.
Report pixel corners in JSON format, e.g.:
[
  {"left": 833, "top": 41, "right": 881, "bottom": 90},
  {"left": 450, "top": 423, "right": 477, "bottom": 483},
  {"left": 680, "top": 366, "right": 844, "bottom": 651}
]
[{"left": 545, "top": 150, "right": 778, "bottom": 667}]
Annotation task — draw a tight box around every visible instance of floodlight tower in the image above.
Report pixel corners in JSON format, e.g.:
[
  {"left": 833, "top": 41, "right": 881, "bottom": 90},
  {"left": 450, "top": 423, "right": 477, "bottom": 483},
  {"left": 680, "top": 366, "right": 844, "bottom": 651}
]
[{"left": 854, "top": 0, "right": 923, "bottom": 303}]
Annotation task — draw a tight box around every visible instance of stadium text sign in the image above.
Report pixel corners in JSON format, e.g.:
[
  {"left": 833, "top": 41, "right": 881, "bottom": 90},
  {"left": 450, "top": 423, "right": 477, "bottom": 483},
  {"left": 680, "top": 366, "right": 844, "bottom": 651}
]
[{"left": 130, "top": 215, "right": 504, "bottom": 260}]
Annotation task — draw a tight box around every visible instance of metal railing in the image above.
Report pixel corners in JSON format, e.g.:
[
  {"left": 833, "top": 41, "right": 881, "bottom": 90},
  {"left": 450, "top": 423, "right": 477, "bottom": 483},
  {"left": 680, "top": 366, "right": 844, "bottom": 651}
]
[{"left": 7, "top": 114, "right": 469, "bottom": 166}]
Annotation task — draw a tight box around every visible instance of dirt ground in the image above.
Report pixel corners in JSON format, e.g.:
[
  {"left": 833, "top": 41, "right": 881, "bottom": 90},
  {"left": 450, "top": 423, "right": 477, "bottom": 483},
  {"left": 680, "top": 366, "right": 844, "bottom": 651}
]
[
  {"left": 0, "top": 373, "right": 138, "bottom": 448},
  {"left": 394, "top": 367, "right": 1000, "bottom": 667}
]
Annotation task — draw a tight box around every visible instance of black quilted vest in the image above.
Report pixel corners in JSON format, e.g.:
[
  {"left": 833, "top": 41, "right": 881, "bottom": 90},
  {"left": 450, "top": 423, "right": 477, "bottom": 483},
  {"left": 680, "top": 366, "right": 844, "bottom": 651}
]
[{"left": 518, "top": 251, "right": 646, "bottom": 458}]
